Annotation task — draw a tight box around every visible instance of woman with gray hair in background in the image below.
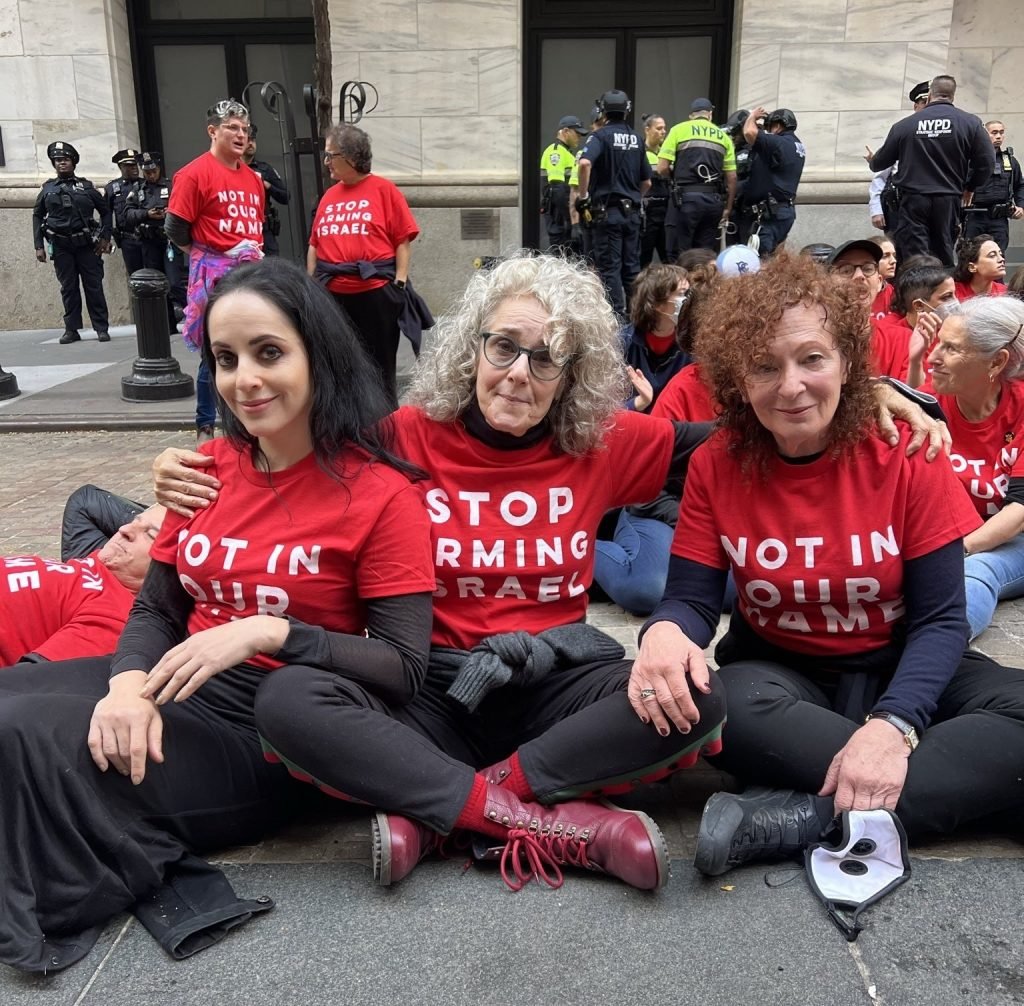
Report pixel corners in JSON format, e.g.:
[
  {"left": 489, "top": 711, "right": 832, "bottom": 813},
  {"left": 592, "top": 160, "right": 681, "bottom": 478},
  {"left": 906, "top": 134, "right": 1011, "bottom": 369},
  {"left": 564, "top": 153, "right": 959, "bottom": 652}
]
[
  {"left": 911, "top": 295, "right": 1024, "bottom": 639},
  {"left": 308, "top": 122, "right": 427, "bottom": 404}
]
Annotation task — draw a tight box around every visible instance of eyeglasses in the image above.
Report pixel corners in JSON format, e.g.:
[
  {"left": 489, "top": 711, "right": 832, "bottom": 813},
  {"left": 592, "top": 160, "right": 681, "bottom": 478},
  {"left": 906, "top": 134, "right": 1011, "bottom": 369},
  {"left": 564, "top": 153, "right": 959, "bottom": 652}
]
[
  {"left": 480, "top": 332, "right": 569, "bottom": 381},
  {"left": 323, "top": 151, "right": 347, "bottom": 163},
  {"left": 832, "top": 262, "right": 879, "bottom": 278}
]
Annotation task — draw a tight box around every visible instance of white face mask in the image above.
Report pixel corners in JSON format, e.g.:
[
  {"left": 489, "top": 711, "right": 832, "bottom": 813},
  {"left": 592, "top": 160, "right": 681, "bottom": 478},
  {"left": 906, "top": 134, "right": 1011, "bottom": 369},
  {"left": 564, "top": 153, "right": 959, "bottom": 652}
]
[
  {"left": 805, "top": 809, "right": 911, "bottom": 942},
  {"left": 656, "top": 292, "right": 689, "bottom": 327},
  {"left": 934, "top": 300, "right": 958, "bottom": 320}
]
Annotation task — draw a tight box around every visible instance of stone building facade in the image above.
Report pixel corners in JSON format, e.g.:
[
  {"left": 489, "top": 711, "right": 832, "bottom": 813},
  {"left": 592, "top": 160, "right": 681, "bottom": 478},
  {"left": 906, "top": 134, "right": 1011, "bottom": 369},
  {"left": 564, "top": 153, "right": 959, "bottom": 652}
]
[{"left": 1, "top": 0, "right": 1022, "bottom": 328}]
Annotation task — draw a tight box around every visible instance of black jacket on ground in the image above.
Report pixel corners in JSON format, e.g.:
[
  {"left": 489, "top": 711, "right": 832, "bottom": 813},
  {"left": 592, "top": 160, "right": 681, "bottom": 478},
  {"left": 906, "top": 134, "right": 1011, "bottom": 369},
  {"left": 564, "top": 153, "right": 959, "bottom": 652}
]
[{"left": 870, "top": 99, "right": 992, "bottom": 197}]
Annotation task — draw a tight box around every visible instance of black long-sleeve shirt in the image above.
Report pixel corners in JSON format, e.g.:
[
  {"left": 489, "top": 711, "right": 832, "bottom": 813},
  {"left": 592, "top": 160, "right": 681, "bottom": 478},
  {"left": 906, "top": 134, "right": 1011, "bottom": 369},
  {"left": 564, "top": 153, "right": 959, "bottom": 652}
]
[{"left": 32, "top": 175, "right": 112, "bottom": 248}]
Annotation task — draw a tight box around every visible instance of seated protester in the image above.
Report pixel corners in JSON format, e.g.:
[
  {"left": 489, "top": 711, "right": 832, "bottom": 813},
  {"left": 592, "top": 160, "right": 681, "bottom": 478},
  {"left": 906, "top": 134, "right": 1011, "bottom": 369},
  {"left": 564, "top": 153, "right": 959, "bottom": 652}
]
[
  {"left": 1008, "top": 264, "right": 1024, "bottom": 301},
  {"left": 799, "top": 243, "right": 835, "bottom": 265},
  {"left": 0, "top": 258, "right": 436, "bottom": 974},
  {"left": 621, "top": 263, "right": 691, "bottom": 413},
  {"left": 872, "top": 262, "right": 956, "bottom": 382},
  {"left": 869, "top": 233, "right": 897, "bottom": 317},
  {"left": 909, "top": 297, "right": 1024, "bottom": 640},
  {"left": 61, "top": 483, "right": 145, "bottom": 559},
  {"left": 1, "top": 504, "right": 165, "bottom": 666},
  {"left": 827, "top": 239, "right": 884, "bottom": 318},
  {"left": 953, "top": 233, "right": 1008, "bottom": 301},
  {"left": 675, "top": 247, "right": 717, "bottom": 273},
  {"left": 633, "top": 252, "right": 1024, "bottom": 877}
]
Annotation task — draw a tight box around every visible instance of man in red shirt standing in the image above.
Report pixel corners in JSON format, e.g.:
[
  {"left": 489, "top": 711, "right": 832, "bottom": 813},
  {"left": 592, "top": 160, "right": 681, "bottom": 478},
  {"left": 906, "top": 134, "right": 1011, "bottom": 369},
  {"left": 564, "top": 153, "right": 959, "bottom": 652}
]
[{"left": 165, "top": 99, "right": 266, "bottom": 443}]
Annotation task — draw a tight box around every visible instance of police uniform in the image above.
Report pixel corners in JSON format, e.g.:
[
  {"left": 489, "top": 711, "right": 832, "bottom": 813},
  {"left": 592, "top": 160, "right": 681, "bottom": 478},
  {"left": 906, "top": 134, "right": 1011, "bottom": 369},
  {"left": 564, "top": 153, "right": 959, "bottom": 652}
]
[
  {"left": 869, "top": 97, "right": 992, "bottom": 266},
  {"left": 247, "top": 158, "right": 288, "bottom": 255},
  {"left": 660, "top": 105, "right": 736, "bottom": 256},
  {"left": 123, "top": 152, "right": 186, "bottom": 326},
  {"left": 720, "top": 109, "right": 752, "bottom": 247},
  {"left": 540, "top": 120, "right": 583, "bottom": 254},
  {"left": 964, "top": 144, "right": 1024, "bottom": 253},
  {"left": 640, "top": 147, "right": 670, "bottom": 266},
  {"left": 577, "top": 91, "right": 651, "bottom": 315},
  {"left": 740, "top": 111, "right": 805, "bottom": 257},
  {"left": 105, "top": 149, "right": 144, "bottom": 278},
  {"left": 32, "top": 141, "right": 112, "bottom": 343}
]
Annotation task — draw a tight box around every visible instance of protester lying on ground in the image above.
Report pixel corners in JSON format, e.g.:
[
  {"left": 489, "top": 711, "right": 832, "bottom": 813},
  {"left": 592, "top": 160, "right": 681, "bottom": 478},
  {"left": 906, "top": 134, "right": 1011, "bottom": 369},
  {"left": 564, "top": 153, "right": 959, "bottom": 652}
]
[
  {"left": 0, "top": 257, "right": 435, "bottom": 974},
  {"left": 953, "top": 233, "right": 1008, "bottom": 301},
  {"left": 916, "top": 296, "right": 1024, "bottom": 640},
  {"left": 1, "top": 502, "right": 165, "bottom": 667},
  {"left": 61, "top": 483, "right": 145, "bottom": 559},
  {"left": 156, "top": 252, "right": 948, "bottom": 896},
  {"left": 633, "top": 251, "right": 1024, "bottom": 877}
]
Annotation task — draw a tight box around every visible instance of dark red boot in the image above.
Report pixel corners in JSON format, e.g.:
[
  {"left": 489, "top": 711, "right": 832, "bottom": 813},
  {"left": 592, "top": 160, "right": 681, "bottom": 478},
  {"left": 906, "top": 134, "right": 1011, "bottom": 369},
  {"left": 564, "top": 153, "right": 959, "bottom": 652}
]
[
  {"left": 477, "top": 787, "right": 670, "bottom": 892},
  {"left": 371, "top": 812, "right": 444, "bottom": 887}
]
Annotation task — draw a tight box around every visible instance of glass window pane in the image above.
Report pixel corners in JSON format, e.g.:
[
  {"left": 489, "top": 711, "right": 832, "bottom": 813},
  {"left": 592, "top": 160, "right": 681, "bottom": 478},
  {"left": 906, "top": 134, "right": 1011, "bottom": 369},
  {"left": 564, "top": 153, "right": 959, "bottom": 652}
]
[
  {"left": 633, "top": 36, "right": 713, "bottom": 133},
  {"left": 150, "top": 0, "right": 311, "bottom": 18},
  {"left": 153, "top": 44, "right": 229, "bottom": 176}
]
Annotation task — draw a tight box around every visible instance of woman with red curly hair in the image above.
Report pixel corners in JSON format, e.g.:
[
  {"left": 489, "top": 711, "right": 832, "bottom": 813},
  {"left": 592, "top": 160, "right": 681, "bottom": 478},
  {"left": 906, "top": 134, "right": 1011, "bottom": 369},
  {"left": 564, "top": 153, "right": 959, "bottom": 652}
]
[{"left": 632, "top": 252, "right": 1024, "bottom": 876}]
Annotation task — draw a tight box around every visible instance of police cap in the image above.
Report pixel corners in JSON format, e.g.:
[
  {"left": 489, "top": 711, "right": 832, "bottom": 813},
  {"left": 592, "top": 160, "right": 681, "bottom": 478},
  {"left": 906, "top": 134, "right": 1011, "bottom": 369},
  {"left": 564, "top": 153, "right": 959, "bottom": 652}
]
[
  {"left": 140, "top": 151, "right": 162, "bottom": 171},
  {"left": 723, "top": 108, "right": 751, "bottom": 137},
  {"left": 112, "top": 148, "right": 140, "bottom": 165},
  {"left": 47, "top": 141, "right": 80, "bottom": 165},
  {"left": 908, "top": 81, "right": 930, "bottom": 104},
  {"left": 766, "top": 108, "right": 798, "bottom": 132},
  {"left": 558, "top": 115, "right": 588, "bottom": 134},
  {"left": 597, "top": 90, "right": 631, "bottom": 116},
  {"left": 690, "top": 98, "right": 714, "bottom": 114}
]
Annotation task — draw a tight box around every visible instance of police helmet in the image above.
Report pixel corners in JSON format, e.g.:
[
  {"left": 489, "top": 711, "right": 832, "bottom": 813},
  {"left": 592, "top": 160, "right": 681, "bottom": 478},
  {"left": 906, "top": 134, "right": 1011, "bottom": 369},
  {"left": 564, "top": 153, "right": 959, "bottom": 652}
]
[
  {"left": 47, "top": 140, "right": 80, "bottom": 165},
  {"left": 766, "top": 108, "right": 798, "bottom": 132},
  {"left": 597, "top": 89, "right": 631, "bottom": 117},
  {"left": 722, "top": 108, "right": 751, "bottom": 138}
]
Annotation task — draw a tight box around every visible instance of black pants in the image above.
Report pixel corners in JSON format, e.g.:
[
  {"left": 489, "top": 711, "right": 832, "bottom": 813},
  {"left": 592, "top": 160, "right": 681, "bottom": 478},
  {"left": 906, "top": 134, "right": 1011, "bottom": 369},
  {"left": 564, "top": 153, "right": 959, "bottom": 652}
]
[
  {"left": 591, "top": 206, "right": 642, "bottom": 316},
  {"left": 640, "top": 211, "right": 669, "bottom": 267},
  {"left": 0, "top": 658, "right": 293, "bottom": 972},
  {"left": 708, "top": 645, "right": 1024, "bottom": 841},
  {"left": 52, "top": 241, "right": 109, "bottom": 333},
  {"left": 332, "top": 284, "right": 403, "bottom": 407},
  {"left": 963, "top": 211, "right": 1010, "bottom": 254},
  {"left": 894, "top": 192, "right": 961, "bottom": 266},
  {"left": 753, "top": 205, "right": 795, "bottom": 257},
  {"left": 255, "top": 650, "right": 727, "bottom": 835},
  {"left": 665, "top": 191, "right": 723, "bottom": 257},
  {"left": 121, "top": 237, "right": 144, "bottom": 278}
]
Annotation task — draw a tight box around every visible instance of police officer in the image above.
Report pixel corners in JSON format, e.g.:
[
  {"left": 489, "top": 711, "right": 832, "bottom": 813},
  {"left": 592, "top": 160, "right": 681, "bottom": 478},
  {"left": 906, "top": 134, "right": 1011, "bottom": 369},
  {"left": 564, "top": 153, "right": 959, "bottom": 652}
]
[
  {"left": 867, "top": 74, "right": 992, "bottom": 266},
  {"left": 243, "top": 125, "right": 289, "bottom": 256},
  {"left": 105, "top": 148, "right": 144, "bottom": 278},
  {"left": 32, "top": 141, "right": 112, "bottom": 344},
  {"left": 868, "top": 82, "right": 930, "bottom": 233},
  {"left": 963, "top": 120, "right": 1024, "bottom": 254},
  {"left": 576, "top": 90, "right": 651, "bottom": 315},
  {"left": 721, "top": 108, "right": 751, "bottom": 246},
  {"left": 569, "top": 105, "right": 605, "bottom": 263},
  {"left": 540, "top": 115, "right": 587, "bottom": 254},
  {"left": 740, "top": 106, "right": 806, "bottom": 257},
  {"left": 123, "top": 152, "right": 186, "bottom": 327},
  {"left": 658, "top": 98, "right": 736, "bottom": 257},
  {"left": 638, "top": 113, "right": 669, "bottom": 266}
]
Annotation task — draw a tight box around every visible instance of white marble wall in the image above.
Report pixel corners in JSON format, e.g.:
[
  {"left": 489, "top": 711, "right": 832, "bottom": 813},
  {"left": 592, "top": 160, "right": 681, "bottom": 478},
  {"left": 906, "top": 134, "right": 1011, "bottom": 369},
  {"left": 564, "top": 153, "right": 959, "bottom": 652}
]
[
  {"left": 327, "top": 0, "right": 519, "bottom": 182},
  {"left": 0, "top": 0, "right": 139, "bottom": 183}
]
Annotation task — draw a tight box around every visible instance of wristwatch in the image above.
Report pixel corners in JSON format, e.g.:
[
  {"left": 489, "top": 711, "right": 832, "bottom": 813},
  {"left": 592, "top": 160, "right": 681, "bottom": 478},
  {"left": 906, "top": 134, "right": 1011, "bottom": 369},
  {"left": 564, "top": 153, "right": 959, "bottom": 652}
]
[
  {"left": 866, "top": 711, "right": 919, "bottom": 752},
  {"left": 392, "top": 279, "right": 406, "bottom": 290}
]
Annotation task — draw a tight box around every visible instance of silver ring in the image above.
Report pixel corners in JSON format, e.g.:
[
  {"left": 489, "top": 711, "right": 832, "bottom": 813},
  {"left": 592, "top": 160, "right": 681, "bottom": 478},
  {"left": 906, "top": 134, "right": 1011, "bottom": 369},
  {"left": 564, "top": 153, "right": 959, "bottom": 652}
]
[{"left": 639, "top": 688, "right": 656, "bottom": 699}]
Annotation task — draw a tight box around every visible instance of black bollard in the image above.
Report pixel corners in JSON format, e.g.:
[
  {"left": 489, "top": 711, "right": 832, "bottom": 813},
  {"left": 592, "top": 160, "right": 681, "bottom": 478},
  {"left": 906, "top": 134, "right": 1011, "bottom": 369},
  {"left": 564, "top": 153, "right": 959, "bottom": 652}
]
[
  {"left": 0, "top": 365, "right": 19, "bottom": 401},
  {"left": 121, "top": 268, "right": 194, "bottom": 402}
]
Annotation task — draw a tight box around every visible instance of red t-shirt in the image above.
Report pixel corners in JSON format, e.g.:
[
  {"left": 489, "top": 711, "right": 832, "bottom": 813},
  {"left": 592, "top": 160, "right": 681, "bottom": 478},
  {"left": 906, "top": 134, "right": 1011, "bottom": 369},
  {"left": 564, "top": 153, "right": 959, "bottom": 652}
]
[
  {"left": 168, "top": 152, "right": 266, "bottom": 252},
  {"left": 953, "top": 280, "right": 1007, "bottom": 302},
  {"left": 309, "top": 175, "right": 420, "bottom": 294},
  {"left": 871, "top": 284, "right": 894, "bottom": 319},
  {"left": 651, "top": 363, "right": 717, "bottom": 422},
  {"left": 392, "top": 406, "right": 675, "bottom": 650},
  {"left": 672, "top": 427, "right": 981, "bottom": 657},
  {"left": 871, "top": 313, "right": 912, "bottom": 381},
  {"left": 150, "top": 439, "right": 435, "bottom": 671},
  {"left": 923, "top": 380, "right": 1024, "bottom": 517},
  {"left": 0, "top": 552, "right": 133, "bottom": 665}
]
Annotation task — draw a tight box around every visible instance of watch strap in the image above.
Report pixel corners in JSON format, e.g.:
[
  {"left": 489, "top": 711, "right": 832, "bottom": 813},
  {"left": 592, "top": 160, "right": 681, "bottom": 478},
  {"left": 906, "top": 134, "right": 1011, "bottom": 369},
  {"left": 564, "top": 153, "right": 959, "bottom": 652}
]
[{"left": 866, "top": 711, "right": 919, "bottom": 751}]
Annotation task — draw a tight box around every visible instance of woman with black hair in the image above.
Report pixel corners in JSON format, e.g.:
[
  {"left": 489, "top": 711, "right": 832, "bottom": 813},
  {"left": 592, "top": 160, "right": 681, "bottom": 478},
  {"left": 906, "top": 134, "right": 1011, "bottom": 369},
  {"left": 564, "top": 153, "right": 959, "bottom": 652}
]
[
  {"left": 0, "top": 258, "right": 435, "bottom": 974},
  {"left": 953, "top": 233, "right": 1008, "bottom": 301}
]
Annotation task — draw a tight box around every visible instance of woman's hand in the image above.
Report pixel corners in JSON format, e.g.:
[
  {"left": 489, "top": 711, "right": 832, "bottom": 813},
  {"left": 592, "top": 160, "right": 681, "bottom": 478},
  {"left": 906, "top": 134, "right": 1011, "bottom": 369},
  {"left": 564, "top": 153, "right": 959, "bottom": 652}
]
[
  {"left": 627, "top": 366, "right": 655, "bottom": 412},
  {"left": 629, "top": 620, "right": 712, "bottom": 735},
  {"left": 872, "top": 381, "right": 951, "bottom": 461},
  {"left": 88, "top": 671, "right": 164, "bottom": 785},
  {"left": 153, "top": 447, "right": 221, "bottom": 518},
  {"left": 818, "top": 719, "right": 910, "bottom": 812},
  {"left": 140, "top": 616, "right": 289, "bottom": 704}
]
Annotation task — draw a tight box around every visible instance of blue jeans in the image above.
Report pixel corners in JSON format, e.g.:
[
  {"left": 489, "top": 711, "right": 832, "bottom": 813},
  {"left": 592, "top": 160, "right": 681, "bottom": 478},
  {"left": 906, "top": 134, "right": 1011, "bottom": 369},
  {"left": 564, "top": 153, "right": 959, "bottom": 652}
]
[
  {"left": 594, "top": 511, "right": 673, "bottom": 615},
  {"left": 965, "top": 533, "right": 1024, "bottom": 640},
  {"left": 195, "top": 358, "right": 216, "bottom": 429}
]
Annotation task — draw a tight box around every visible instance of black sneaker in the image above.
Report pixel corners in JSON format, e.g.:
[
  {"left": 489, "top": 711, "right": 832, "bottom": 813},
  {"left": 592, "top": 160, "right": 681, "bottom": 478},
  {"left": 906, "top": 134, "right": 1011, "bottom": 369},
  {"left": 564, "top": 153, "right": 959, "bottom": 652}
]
[
  {"left": 97, "top": 330, "right": 111, "bottom": 343},
  {"left": 694, "top": 788, "right": 830, "bottom": 877},
  {"left": 59, "top": 329, "right": 81, "bottom": 345},
  {"left": 197, "top": 425, "right": 216, "bottom": 446}
]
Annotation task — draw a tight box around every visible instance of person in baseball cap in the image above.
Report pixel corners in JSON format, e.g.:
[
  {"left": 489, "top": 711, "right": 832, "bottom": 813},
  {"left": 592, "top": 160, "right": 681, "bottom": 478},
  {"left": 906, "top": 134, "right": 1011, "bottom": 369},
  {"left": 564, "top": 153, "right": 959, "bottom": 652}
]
[
  {"left": 541, "top": 116, "right": 590, "bottom": 253},
  {"left": 827, "top": 238, "right": 884, "bottom": 309},
  {"left": 690, "top": 98, "right": 714, "bottom": 115},
  {"left": 557, "top": 115, "right": 588, "bottom": 136}
]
